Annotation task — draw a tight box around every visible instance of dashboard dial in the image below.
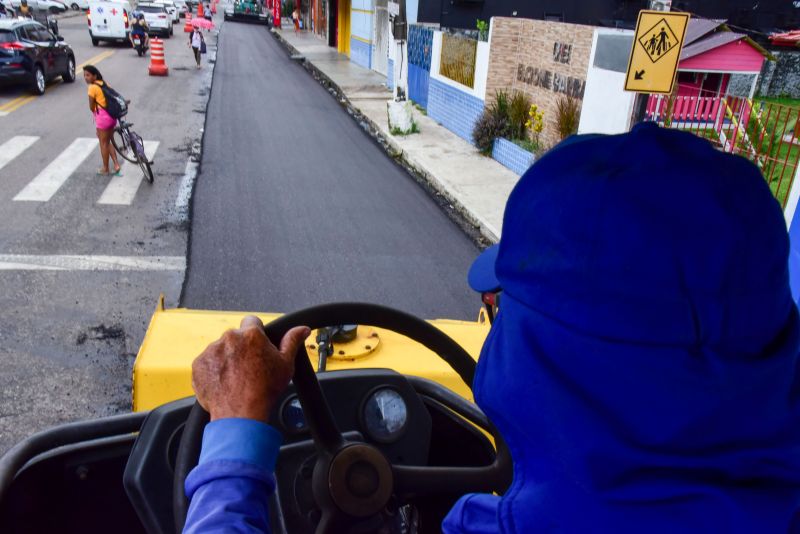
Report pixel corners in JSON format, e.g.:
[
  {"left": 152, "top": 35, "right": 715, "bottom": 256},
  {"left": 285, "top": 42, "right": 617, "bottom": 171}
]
[
  {"left": 363, "top": 388, "right": 408, "bottom": 442},
  {"left": 281, "top": 396, "right": 306, "bottom": 432}
]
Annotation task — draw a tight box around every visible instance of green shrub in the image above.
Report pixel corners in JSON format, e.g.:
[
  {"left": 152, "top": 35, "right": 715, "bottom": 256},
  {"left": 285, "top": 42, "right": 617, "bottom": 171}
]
[
  {"left": 508, "top": 92, "right": 532, "bottom": 140},
  {"left": 493, "top": 90, "right": 509, "bottom": 118},
  {"left": 476, "top": 19, "right": 489, "bottom": 41},
  {"left": 473, "top": 91, "right": 512, "bottom": 155},
  {"left": 555, "top": 96, "right": 580, "bottom": 140}
]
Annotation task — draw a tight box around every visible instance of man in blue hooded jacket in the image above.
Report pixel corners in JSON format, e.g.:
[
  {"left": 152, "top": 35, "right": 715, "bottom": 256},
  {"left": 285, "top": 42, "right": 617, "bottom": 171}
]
[{"left": 185, "top": 123, "right": 800, "bottom": 533}]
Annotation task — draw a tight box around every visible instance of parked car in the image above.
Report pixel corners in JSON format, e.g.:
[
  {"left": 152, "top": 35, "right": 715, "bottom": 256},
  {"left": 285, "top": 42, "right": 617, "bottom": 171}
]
[
  {"left": 173, "top": 0, "right": 187, "bottom": 17},
  {"left": 67, "top": 0, "right": 89, "bottom": 10},
  {"left": 87, "top": 0, "right": 133, "bottom": 45},
  {"left": 0, "top": 0, "right": 12, "bottom": 15},
  {"left": 7, "top": 0, "right": 66, "bottom": 14},
  {"left": 136, "top": 2, "right": 171, "bottom": 37},
  {"left": 0, "top": 18, "right": 75, "bottom": 95},
  {"left": 155, "top": 0, "right": 178, "bottom": 23}
]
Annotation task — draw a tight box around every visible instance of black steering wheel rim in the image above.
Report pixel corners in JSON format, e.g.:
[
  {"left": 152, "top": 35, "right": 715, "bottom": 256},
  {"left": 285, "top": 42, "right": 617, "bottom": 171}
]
[{"left": 173, "top": 302, "right": 509, "bottom": 533}]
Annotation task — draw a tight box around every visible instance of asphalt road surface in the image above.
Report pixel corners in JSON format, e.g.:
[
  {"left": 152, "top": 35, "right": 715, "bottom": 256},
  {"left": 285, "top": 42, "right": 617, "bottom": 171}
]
[
  {"left": 183, "top": 22, "right": 481, "bottom": 320},
  {"left": 0, "top": 13, "right": 214, "bottom": 452}
]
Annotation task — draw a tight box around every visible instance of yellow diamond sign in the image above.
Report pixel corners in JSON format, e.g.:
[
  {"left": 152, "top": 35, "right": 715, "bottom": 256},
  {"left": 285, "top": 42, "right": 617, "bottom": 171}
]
[{"left": 625, "top": 10, "right": 690, "bottom": 94}]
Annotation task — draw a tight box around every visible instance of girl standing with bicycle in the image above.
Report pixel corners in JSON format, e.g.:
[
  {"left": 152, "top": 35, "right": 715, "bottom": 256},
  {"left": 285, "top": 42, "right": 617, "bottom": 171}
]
[{"left": 83, "top": 65, "right": 121, "bottom": 176}]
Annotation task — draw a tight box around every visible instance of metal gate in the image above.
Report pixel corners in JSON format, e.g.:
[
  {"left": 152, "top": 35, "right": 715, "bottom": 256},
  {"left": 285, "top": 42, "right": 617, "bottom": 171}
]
[
  {"left": 647, "top": 95, "right": 800, "bottom": 208},
  {"left": 372, "top": 0, "right": 389, "bottom": 76}
]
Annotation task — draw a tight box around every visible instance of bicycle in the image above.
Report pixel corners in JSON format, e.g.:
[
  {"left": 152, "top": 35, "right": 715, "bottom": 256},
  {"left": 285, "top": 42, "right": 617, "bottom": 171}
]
[{"left": 111, "top": 118, "right": 154, "bottom": 184}]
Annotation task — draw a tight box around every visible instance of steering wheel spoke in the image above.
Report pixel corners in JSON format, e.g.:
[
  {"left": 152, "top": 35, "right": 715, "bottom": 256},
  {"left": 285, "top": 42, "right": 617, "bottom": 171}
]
[{"left": 291, "top": 346, "right": 345, "bottom": 455}]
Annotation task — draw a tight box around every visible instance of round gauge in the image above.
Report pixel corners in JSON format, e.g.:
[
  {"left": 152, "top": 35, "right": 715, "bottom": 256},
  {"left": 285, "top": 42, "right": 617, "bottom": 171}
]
[
  {"left": 363, "top": 388, "right": 408, "bottom": 442},
  {"left": 281, "top": 396, "right": 306, "bottom": 432}
]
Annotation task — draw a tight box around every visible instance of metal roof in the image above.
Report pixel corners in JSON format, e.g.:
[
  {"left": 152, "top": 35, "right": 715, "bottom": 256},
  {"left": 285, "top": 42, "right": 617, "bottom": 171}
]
[
  {"left": 681, "top": 30, "right": 746, "bottom": 60},
  {"left": 683, "top": 17, "right": 727, "bottom": 45},
  {"left": 769, "top": 29, "right": 800, "bottom": 46}
]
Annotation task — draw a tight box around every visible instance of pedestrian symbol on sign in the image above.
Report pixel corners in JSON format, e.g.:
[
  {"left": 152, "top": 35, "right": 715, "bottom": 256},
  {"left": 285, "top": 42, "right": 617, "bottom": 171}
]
[{"left": 638, "top": 18, "right": 678, "bottom": 63}]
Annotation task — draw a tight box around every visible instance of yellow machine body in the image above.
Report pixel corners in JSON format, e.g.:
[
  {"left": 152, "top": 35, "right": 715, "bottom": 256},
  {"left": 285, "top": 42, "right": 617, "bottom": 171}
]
[{"left": 133, "top": 295, "right": 491, "bottom": 412}]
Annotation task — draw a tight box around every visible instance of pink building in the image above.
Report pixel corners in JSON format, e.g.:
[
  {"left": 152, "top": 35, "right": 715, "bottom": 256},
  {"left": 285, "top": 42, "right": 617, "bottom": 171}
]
[{"left": 647, "top": 18, "right": 773, "bottom": 122}]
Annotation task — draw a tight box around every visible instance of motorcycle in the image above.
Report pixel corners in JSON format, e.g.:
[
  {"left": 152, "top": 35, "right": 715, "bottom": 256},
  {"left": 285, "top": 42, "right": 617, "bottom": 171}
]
[{"left": 132, "top": 34, "right": 148, "bottom": 57}]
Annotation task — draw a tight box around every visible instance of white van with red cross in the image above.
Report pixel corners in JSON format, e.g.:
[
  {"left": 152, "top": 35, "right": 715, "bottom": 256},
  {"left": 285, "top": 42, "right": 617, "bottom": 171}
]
[{"left": 87, "top": 0, "right": 133, "bottom": 46}]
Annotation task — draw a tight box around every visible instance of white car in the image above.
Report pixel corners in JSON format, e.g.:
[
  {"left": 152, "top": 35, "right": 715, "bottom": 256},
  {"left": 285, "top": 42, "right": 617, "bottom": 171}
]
[
  {"left": 66, "top": 0, "right": 89, "bottom": 10},
  {"left": 7, "top": 0, "right": 67, "bottom": 13},
  {"left": 172, "top": 0, "right": 187, "bottom": 17},
  {"left": 136, "top": 2, "right": 171, "bottom": 37},
  {"left": 155, "top": 0, "right": 178, "bottom": 23}
]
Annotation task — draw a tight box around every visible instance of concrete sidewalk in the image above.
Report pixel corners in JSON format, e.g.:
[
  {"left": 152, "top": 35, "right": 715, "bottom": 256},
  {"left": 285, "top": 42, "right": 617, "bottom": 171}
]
[{"left": 272, "top": 29, "right": 519, "bottom": 242}]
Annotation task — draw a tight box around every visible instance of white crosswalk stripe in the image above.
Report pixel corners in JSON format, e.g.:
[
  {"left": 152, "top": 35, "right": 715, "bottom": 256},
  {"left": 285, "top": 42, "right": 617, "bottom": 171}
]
[
  {"left": 13, "top": 138, "right": 98, "bottom": 202},
  {"left": 97, "top": 141, "right": 160, "bottom": 205},
  {"left": 0, "top": 136, "right": 39, "bottom": 173}
]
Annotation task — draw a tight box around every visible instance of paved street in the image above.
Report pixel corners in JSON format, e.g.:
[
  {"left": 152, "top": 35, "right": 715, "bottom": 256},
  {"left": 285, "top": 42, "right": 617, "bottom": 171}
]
[
  {"left": 0, "top": 13, "right": 483, "bottom": 453},
  {"left": 0, "top": 15, "right": 212, "bottom": 452},
  {"left": 183, "top": 22, "right": 481, "bottom": 319}
]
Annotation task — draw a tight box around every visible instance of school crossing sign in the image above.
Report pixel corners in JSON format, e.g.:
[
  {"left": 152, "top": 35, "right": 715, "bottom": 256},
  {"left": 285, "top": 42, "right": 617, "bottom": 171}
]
[{"left": 625, "top": 10, "right": 690, "bottom": 94}]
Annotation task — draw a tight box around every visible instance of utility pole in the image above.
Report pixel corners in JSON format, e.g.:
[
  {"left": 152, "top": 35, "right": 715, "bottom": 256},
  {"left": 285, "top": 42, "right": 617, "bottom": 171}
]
[{"left": 387, "top": 0, "right": 415, "bottom": 133}]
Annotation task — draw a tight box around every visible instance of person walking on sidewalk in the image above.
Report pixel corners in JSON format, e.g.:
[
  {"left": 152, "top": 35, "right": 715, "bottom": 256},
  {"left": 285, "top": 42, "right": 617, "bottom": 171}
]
[
  {"left": 292, "top": 7, "right": 300, "bottom": 34},
  {"left": 189, "top": 27, "right": 205, "bottom": 69},
  {"left": 83, "top": 65, "right": 121, "bottom": 176}
]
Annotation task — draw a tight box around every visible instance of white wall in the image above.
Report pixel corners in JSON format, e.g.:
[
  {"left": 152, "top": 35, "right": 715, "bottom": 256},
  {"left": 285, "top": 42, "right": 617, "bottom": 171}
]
[
  {"left": 406, "top": 0, "right": 418, "bottom": 24},
  {"left": 429, "top": 31, "right": 490, "bottom": 100},
  {"left": 578, "top": 28, "right": 637, "bottom": 135},
  {"left": 350, "top": 0, "right": 373, "bottom": 42}
]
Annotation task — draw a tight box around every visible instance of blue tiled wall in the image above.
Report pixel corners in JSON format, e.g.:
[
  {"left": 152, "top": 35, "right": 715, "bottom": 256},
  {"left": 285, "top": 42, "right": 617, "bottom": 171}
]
[
  {"left": 351, "top": 38, "right": 371, "bottom": 69},
  {"left": 427, "top": 77, "right": 484, "bottom": 143},
  {"left": 492, "top": 137, "right": 535, "bottom": 175},
  {"left": 387, "top": 58, "right": 394, "bottom": 90},
  {"left": 408, "top": 64, "right": 429, "bottom": 109}
]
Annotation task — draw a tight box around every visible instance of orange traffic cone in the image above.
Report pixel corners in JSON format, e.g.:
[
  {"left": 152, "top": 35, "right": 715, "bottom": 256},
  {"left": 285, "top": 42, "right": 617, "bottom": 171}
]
[
  {"left": 183, "top": 12, "right": 193, "bottom": 32},
  {"left": 197, "top": 1, "right": 204, "bottom": 18},
  {"left": 148, "top": 37, "right": 169, "bottom": 76}
]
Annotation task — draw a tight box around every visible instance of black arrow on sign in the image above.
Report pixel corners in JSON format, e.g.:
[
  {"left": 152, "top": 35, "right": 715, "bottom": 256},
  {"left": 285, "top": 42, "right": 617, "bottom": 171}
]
[{"left": 634, "top": 69, "right": 645, "bottom": 80}]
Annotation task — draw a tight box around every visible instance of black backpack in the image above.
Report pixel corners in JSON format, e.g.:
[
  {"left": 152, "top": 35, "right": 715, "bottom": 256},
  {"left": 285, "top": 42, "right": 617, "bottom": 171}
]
[{"left": 96, "top": 82, "right": 128, "bottom": 119}]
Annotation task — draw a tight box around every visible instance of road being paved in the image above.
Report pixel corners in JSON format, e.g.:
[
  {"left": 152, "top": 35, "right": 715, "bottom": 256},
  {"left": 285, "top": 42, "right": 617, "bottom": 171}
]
[
  {"left": 183, "top": 22, "right": 481, "bottom": 320},
  {"left": 0, "top": 14, "right": 214, "bottom": 452}
]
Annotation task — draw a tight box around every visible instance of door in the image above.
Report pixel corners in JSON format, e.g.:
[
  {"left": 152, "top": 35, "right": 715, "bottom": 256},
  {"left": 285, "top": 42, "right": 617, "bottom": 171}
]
[
  {"left": 20, "top": 24, "right": 59, "bottom": 76},
  {"left": 337, "top": 0, "right": 349, "bottom": 56},
  {"left": 328, "top": 0, "right": 337, "bottom": 47},
  {"left": 371, "top": 0, "right": 388, "bottom": 75}
]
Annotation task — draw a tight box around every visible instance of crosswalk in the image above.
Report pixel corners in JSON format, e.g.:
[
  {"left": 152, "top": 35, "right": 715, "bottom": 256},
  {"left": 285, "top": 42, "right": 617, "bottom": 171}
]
[{"left": 1, "top": 135, "right": 160, "bottom": 206}]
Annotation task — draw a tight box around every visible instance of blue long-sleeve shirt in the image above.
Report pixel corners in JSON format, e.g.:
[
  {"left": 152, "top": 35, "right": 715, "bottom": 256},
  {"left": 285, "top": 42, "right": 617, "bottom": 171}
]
[{"left": 183, "top": 418, "right": 282, "bottom": 533}]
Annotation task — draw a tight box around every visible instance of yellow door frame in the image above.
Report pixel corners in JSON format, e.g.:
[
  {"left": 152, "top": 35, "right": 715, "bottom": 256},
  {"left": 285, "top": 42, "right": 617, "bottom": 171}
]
[{"left": 338, "top": 0, "right": 351, "bottom": 56}]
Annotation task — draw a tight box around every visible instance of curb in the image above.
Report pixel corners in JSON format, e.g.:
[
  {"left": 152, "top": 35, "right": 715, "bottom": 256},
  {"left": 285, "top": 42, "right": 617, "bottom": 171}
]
[{"left": 270, "top": 29, "right": 497, "bottom": 246}]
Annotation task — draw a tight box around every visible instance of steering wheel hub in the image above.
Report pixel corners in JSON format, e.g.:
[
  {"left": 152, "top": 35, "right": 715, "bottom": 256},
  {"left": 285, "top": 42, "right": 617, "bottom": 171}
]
[{"left": 326, "top": 443, "right": 393, "bottom": 518}]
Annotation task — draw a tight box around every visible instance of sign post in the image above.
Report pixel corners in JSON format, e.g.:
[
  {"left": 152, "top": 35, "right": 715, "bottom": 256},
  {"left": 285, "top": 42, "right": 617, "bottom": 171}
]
[{"left": 624, "top": 10, "right": 690, "bottom": 94}]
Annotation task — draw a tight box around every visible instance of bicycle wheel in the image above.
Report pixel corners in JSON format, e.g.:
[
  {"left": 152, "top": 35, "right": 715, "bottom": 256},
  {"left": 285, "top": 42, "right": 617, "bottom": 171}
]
[
  {"left": 112, "top": 128, "right": 137, "bottom": 164},
  {"left": 138, "top": 156, "right": 154, "bottom": 184}
]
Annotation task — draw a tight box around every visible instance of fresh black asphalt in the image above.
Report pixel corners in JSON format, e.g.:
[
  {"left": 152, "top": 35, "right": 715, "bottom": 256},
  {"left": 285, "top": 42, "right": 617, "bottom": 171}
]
[{"left": 182, "top": 23, "right": 482, "bottom": 320}]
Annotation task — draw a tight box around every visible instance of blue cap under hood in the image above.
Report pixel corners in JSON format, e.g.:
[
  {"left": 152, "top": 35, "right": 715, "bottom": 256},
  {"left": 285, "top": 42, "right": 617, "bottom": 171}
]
[{"left": 444, "top": 124, "right": 800, "bottom": 532}]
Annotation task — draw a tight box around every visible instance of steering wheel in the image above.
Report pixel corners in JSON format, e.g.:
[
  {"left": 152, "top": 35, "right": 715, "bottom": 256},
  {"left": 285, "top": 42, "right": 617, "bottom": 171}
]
[{"left": 173, "top": 303, "right": 511, "bottom": 533}]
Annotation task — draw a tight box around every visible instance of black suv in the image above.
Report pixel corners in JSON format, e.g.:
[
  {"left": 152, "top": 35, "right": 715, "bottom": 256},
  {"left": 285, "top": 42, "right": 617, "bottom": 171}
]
[{"left": 0, "top": 18, "right": 75, "bottom": 95}]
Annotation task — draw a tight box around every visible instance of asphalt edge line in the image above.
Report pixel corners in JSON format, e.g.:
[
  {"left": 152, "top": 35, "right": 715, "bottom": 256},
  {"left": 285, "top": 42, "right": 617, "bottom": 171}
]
[
  {"left": 269, "top": 29, "right": 497, "bottom": 247},
  {"left": 177, "top": 22, "right": 221, "bottom": 307}
]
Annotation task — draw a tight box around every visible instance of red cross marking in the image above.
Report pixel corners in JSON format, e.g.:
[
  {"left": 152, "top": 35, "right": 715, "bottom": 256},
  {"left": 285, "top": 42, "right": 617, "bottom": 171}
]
[{"left": 111, "top": 8, "right": 118, "bottom": 15}]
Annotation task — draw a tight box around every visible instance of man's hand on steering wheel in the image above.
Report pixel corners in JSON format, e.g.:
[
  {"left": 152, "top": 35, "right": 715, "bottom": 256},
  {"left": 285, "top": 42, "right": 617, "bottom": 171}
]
[{"left": 191, "top": 315, "right": 310, "bottom": 423}]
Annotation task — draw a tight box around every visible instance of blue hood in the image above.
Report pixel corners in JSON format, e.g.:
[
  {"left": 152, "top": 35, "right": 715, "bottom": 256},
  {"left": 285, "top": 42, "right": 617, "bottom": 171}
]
[{"left": 445, "top": 124, "right": 800, "bottom": 532}]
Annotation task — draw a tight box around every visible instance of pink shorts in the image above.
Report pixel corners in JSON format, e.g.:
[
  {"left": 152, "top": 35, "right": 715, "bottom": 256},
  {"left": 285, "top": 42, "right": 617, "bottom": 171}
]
[{"left": 94, "top": 107, "right": 117, "bottom": 131}]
